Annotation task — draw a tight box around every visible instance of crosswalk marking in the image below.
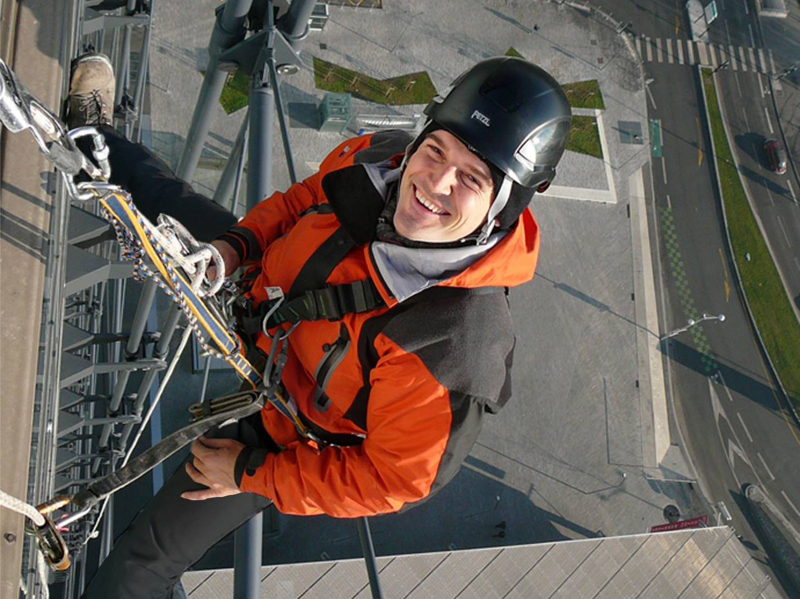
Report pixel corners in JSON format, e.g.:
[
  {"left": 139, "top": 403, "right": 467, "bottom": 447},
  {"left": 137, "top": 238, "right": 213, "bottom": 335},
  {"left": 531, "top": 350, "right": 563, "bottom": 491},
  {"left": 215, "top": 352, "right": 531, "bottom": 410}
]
[
  {"left": 697, "top": 42, "right": 708, "bottom": 65},
  {"left": 636, "top": 36, "right": 773, "bottom": 75}
]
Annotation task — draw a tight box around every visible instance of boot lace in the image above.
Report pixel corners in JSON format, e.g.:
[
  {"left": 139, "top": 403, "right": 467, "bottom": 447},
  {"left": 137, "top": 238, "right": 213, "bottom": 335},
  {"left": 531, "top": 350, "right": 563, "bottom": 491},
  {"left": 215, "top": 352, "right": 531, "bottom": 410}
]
[{"left": 77, "top": 90, "right": 110, "bottom": 126}]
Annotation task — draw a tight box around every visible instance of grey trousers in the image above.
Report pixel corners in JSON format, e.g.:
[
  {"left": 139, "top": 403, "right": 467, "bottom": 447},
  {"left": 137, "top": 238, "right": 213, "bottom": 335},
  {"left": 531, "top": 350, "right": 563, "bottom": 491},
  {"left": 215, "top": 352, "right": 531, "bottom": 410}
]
[{"left": 80, "top": 412, "right": 277, "bottom": 599}]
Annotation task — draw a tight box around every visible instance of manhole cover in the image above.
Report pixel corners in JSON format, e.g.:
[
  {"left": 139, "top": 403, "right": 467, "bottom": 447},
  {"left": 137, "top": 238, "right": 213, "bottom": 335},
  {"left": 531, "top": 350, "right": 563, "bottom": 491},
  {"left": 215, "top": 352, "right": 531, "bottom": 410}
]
[{"left": 618, "top": 120, "right": 644, "bottom": 145}]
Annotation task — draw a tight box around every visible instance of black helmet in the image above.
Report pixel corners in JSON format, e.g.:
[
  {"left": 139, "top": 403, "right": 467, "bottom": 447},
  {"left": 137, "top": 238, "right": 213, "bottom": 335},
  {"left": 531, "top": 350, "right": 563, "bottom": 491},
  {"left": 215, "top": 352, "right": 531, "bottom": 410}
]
[{"left": 422, "top": 57, "right": 571, "bottom": 242}]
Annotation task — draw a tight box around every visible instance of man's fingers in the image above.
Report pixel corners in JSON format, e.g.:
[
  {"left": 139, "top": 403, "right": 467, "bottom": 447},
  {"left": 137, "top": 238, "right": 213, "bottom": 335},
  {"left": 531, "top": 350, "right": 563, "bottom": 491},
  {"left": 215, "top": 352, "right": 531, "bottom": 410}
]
[
  {"left": 181, "top": 488, "right": 218, "bottom": 501},
  {"left": 197, "top": 436, "right": 237, "bottom": 449},
  {"left": 185, "top": 462, "right": 212, "bottom": 487}
]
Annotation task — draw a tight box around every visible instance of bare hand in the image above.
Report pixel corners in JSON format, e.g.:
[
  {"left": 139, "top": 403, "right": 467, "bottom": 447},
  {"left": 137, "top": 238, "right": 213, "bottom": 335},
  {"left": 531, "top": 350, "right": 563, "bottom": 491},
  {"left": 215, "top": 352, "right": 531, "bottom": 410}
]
[
  {"left": 207, "top": 240, "right": 241, "bottom": 281},
  {"left": 182, "top": 436, "right": 245, "bottom": 501}
]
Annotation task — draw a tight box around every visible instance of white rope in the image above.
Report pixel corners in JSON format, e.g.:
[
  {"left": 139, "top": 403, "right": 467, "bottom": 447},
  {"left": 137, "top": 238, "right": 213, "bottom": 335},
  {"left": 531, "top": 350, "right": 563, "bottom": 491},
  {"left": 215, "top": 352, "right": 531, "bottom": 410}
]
[
  {"left": 0, "top": 489, "right": 45, "bottom": 527},
  {"left": 0, "top": 490, "right": 50, "bottom": 597},
  {"left": 85, "top": 325, "right": 194, "bottom": 543}
]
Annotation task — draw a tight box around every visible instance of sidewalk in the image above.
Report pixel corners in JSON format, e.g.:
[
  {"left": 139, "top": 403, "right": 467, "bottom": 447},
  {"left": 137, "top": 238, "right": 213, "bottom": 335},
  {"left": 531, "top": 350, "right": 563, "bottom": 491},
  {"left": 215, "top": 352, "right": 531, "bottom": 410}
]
[{"left": 758, "top": 0, "right": 800, "bottom": 187}]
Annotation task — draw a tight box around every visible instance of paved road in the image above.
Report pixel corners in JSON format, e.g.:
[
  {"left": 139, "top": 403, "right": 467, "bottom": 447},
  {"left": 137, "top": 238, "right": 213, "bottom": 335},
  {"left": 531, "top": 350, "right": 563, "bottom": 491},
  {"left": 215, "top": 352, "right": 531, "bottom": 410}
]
[
  {"left": 711, "top": 0, "right": 800, "bottom": 317},
  {"left": 591, "top": 0, "right": 800, "bottom": 594}
]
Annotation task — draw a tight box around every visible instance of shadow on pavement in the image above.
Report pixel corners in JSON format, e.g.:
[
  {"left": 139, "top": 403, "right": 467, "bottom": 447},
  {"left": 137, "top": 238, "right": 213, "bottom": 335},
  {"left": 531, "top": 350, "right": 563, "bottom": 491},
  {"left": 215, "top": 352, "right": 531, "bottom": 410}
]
[
  {"left": 194, "top": 465, "right": 595, "bottom": 571},
  {"left": 661, "top": 339, "right": 800, "bottom": 410}
]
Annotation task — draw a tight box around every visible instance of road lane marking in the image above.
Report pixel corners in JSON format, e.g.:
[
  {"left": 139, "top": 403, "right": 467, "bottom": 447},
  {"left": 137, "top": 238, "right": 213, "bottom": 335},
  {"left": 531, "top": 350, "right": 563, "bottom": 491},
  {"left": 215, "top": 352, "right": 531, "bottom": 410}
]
[
  {"left": 765, "top": 184, "right": 774, "bottom": 206},
  {"left": 666, "top": 38, "right": 674, "bottom": 64},
  {"left": 758, "top": 49, "right": 766, "bottom": 74},
  {"left": 675, "top": 14, "right": 680, "bottom": 36},
  {"left": 687, "top": 41, "right": 695, "bottom": 65},
  {"left": 635, "top": 36, "right": 642, "bottom": 56},
  {"left": 662, "top": 157, "right": 668, "bottom": 184},
  {"left": 737, "top": 412, "right": 754, "bottom": 442},
  {"left": 788, "top": 180, "right": 797, "bottom": 204},
  {"left": 764, "top": 106, "right": 774, "bottom": 134},
  {"left": 795, "top": 257, "right": 800, "bottom": 272},
  {"left": 677, "top": 39, "right": 684, "bottom": 64},
  {"left": 742, "top": 107, "right": 750, "bottom": 130},
  {"left": 697, "top": 118, "right": 704, "bottom": 166},
  {"left": 748, "top": 47, "right": 757, "bottom": 72},
  {"left": 666, "top": 194, "right": 672, "bottom": 210},
  {"left": 778, "top": 216, "right": 792, "bottom": 247},
  {"left": 656, "top": 37, "right": 663, "bottom": 63},
  {"left": 729, "top": 45, "right": 738, "bottom": 70},
  {"left": 757, "top": 453, "right": 775, "bottom": 481},
  {"left": 781, "top": 491, "right": 800, "bottom": 519},
  {"left": 769, "top": 49, "right": 776, "bottom": 76},
  {"left": 733, "top": 70, "right": 743, "bottom": 96},
  {"left": 698, "top": 42, "right": 708, "bottom": 65},
  {"left": 725, "top": 19, "right": 732, "bottom": 45},
  {"left": 746, "top": 329, "right": 800, "bottom": 449},
  {"left": 748, "top": 24, "right": 754, "bottom": 47},
  {"left": 739, "top": 46, "right": 748, "bottom": 72},
  {"left": 646, "top": 36, "right": 653, "bottom": 62},
  {"left": 759, "top": 73, "right": 765, "bottom": 98},
  {"left": 718, "top": 248, "right": 731, "bottom": 302}
]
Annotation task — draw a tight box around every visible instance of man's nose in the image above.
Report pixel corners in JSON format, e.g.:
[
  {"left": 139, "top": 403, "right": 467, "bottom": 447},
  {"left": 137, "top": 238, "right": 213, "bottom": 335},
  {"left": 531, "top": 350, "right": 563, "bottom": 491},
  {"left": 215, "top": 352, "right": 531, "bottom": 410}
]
[{"left": 428, "top": 164, "right": 458, "bottom": 195}]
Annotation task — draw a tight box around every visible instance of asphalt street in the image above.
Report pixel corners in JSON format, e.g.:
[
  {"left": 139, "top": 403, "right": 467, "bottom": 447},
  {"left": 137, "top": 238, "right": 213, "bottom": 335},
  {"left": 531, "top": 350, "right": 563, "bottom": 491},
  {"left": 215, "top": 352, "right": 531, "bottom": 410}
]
[
  {"left": 592, "top": 0, "right": 800, "bottom": 594},
  {"left": 711, "top": 0, "right": 800, "bottom": 317}
]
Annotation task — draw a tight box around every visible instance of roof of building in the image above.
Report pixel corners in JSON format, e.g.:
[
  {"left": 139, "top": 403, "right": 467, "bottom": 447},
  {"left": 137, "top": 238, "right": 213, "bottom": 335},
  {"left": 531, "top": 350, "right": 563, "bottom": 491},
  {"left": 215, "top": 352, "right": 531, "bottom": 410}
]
[{"left": 181, "top": 526, "right": 782, "bottom": 599}]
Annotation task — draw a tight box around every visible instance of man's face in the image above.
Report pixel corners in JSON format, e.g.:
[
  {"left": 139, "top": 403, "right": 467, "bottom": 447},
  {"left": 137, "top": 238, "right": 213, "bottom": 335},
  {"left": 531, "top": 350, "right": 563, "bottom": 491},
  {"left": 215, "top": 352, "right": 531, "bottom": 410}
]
[{"left": 394, "top": 130, "right": 495, "bottom": 243}]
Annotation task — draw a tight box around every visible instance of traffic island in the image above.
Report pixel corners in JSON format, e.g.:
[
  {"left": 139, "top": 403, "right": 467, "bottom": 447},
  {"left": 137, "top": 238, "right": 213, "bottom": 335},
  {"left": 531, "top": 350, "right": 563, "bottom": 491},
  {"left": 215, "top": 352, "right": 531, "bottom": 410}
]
[{"left": 700, "top": 67, "right": 800, "bottom": 411}]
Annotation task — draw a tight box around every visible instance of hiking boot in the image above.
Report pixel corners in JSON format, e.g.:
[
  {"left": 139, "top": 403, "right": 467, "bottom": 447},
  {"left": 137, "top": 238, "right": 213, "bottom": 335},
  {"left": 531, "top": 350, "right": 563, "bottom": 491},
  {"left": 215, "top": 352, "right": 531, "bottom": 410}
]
[{"left": 67, "top": 53, "right": 115, "bottom": 129}]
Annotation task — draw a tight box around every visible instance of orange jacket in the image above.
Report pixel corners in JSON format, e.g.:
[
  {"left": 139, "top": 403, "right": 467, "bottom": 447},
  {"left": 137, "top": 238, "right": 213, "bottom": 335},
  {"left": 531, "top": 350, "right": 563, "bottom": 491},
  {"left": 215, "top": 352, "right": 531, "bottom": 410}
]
[{"left": 221, "top": 131, "right": 539, "bottom": 517}]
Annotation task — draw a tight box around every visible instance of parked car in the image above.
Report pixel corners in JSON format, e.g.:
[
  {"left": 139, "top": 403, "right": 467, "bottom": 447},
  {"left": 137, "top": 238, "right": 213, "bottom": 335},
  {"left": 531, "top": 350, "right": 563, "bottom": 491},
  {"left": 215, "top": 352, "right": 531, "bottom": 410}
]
[{"left": 764, "top": 139, "right": 788, "bottom": 175}]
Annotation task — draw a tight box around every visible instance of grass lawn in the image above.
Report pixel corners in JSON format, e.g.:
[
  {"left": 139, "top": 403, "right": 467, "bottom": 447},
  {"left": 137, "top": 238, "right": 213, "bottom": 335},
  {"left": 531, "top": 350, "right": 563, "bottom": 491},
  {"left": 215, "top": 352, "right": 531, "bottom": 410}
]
[
  {"left": 702, "top": 68, "right": 800, "bottom": 408},
  {"left": 505, "top": 47, "right": 524, "bottom": 59},
  {"left": 561, "top": 80, "right": 606, "bottom": 110},
  {"left": 566, "top": 115, "right": 603, "bottom": 159},
  {"left": 313, "top": 57, "right": 437, "bottom": 106},
  {"left": 219, "top": 71, "right": 250, "bottom": 115}
]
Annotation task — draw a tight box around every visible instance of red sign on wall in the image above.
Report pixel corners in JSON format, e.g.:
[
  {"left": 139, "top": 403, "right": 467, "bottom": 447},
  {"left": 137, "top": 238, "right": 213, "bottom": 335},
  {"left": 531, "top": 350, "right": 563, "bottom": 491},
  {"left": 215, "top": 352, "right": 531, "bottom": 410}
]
[{"left": 649, "top": 515, "right": 709, "bottom": 533}]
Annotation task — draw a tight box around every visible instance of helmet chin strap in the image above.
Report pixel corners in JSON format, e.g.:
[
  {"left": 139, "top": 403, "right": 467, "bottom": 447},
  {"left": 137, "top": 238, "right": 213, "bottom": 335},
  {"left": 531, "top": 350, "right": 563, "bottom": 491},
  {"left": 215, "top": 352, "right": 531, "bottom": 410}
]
[{"left": 477, "top": 175, "right": 512, "bottom": 245}]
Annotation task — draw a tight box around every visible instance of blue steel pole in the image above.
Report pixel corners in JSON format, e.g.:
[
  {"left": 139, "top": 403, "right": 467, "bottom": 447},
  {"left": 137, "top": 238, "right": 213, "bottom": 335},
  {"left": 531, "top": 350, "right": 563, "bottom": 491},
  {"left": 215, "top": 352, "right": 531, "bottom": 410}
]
[
  {"left": 357, "top": 518, "right": 384, "bottom": 599},
  {"left": 245, "top": 66, "right": 274, "bottom": 212},
  {"left": 176, "top": 0, "right": 253, "bottom": 182}
]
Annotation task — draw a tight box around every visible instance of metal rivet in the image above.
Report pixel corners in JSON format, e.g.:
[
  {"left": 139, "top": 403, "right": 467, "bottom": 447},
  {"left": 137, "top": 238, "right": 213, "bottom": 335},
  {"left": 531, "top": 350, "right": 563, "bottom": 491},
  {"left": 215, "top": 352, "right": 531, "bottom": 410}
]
[{"left": 322, "top": 344, "right": 331, "bottom": 351}]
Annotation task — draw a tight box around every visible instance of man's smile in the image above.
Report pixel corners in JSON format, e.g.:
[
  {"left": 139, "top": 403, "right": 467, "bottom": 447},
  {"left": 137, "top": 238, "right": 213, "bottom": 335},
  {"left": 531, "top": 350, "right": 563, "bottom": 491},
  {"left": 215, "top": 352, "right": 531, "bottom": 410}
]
[{"left": 413, "top": 184, "right": 450, "bottom": 216}]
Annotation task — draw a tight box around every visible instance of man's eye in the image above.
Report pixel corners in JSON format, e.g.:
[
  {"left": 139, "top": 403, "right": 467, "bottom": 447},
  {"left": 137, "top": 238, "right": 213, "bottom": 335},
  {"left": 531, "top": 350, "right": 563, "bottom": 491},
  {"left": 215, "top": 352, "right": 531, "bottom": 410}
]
[
  {"left": 430, "top": 146, "right": 443, "bottom": 156},
  {"left": 465, "top": 174, "right": 480, "bottom": 187}
]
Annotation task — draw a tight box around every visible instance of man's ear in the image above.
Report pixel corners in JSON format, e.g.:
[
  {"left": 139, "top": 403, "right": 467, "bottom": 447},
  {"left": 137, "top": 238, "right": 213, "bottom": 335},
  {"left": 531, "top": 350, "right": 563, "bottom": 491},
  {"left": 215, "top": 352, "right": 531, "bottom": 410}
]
[{"left": 536, "top": 180, "right": 551, "bottom": 193}]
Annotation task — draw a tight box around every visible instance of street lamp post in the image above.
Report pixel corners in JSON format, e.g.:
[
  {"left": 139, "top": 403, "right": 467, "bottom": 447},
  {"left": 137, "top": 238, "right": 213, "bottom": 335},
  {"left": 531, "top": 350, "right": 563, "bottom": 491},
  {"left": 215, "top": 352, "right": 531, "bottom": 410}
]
[{"left": 661, "top": 313, "right": 726, "bottom": 340}]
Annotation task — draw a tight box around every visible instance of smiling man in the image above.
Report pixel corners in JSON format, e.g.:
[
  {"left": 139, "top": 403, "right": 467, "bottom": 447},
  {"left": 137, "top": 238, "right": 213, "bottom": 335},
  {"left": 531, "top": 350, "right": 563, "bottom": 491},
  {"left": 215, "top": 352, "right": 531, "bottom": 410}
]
[{"left": 76, "top": 56, "right": 571, "bottom": 598}]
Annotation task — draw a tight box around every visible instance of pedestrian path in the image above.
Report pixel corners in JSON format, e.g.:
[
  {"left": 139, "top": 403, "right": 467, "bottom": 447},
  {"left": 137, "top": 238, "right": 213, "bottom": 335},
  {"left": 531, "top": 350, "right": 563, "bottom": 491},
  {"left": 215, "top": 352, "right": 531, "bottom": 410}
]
[{"left": 635, "top": 36, "right": 776, "bottom": 75}]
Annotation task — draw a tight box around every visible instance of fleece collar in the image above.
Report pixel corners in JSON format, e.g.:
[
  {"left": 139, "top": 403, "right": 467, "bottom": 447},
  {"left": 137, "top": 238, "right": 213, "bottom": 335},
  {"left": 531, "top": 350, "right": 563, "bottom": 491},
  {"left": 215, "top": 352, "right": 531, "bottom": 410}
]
[{"left": 321, "top": 161, "right": 538, "bottom": 303}]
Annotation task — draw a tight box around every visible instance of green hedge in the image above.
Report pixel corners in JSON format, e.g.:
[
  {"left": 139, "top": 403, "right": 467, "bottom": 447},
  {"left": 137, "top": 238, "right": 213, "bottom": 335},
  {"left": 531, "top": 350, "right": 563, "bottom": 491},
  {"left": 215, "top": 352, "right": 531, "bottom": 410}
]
[{"left": 702, "top": 69, "right": 800, "bottom": 408}]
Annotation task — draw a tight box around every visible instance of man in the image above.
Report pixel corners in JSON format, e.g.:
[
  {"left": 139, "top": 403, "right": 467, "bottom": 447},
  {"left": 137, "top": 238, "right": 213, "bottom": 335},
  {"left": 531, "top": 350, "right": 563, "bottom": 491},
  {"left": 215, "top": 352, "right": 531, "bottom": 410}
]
[{"left": 70, "top": 52, "right": 571, "bottom": 597}]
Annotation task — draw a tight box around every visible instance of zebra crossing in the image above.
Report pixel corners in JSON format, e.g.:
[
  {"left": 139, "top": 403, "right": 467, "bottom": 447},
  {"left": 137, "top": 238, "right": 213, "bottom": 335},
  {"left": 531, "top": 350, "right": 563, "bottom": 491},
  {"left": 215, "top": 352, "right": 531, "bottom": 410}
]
[{"left": 636, "top": 36, "right": 776, "bottom": 75}]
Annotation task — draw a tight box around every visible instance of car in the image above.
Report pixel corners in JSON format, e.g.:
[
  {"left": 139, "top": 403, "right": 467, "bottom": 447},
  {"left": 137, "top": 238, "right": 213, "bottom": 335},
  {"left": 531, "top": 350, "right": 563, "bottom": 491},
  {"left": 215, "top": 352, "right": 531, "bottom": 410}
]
[{"left": 764, "top": 138, "right": 788, "bottom": 175}]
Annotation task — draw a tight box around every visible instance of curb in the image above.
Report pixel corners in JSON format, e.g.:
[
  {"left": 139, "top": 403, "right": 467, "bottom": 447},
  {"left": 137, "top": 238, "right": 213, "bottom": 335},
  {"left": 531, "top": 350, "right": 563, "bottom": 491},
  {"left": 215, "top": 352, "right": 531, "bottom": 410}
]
[{"left": 697, "top": 65, "right": 800, "bottom": 428}]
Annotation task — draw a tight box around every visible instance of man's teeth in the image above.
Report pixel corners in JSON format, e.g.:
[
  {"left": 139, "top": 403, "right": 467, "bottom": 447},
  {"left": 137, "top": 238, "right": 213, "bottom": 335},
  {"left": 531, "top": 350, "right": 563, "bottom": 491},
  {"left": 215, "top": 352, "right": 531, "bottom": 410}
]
[{"left": 415, "top": 190, "right": 447, "bottom": 215}]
